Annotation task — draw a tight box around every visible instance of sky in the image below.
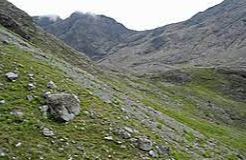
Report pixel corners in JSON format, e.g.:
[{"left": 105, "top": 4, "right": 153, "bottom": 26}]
[{"left": 8, "top": 0, "right": 223, "bottom": 31}]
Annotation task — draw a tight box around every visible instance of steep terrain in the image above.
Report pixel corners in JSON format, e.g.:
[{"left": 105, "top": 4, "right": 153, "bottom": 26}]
[
  {"left": 34, "top": 12, "right": 135, "bottom": 60},
  {"left": 100, "top": 0, "right": 246, "bottom": 73},
  {"left": 0, "top": 0, "right": 246, "bottom": 160},
  {"left": 35, "top": 0, "right": 246, "bottom": 74}
]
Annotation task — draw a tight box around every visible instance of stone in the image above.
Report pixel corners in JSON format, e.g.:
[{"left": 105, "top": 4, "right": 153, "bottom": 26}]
[
  {"left": 28, "top": 83, "right": 36, "bottom": 90},
  {"left": 137, "top": 137, "right": 153, "bottom": 151},
  {"left": 47, "top": 81, "right": 57, "bottom": 89},
  {"left": 39, "top": 105, "right": 48, "bottom": 117},
  {"left": 5, "top": 72, "right": 18, "bottom": 81},
  {"left": 149, "top": 150, "right": 158, "bottom": 158},
  {"left": 0, "top": 148, "right": 6, "bottom": 157},
  {"left": 42, "top": 128, "right": 55, "bottom": 137},
  {"left": 28, "top": 73, "right": 34, "bottom": 78},
  {"left": 104, "top": 136, "right": 114, "bottom": 141},
  {"left": 15, "top": 142, "right": 22, "bottom": 147},
  {"left": 43, "top": 92, "right": 51, "bottom": 98},
  {"left": 46, "top": 93, "right": 80, "bottom": 122},
  {"left": 156, "top": 145, "right": 170, "bottom": 155},
  {"left": 27, "top": 95, "right": 34, "bottom": 101},
  {"left": 117, "top": 128, "right": 132, "bottom": 139},
  {"left": 10, "top": 109, "right": 24, "bottom": 117},
  {"left": 0, "top": 100, "right": 5, "bottom": 105}
]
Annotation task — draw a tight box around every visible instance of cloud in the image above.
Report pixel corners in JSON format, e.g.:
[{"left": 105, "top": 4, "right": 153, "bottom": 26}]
[{"left": 8, "top": 0, "right": 223, "bottom": 31}]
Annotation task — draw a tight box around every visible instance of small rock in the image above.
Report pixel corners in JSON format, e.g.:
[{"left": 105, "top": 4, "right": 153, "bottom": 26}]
[
  {"left": 117, "top": 128, "right": 132, "bottom": 139},
  {"left": 42, "top": 128, "right": 55, "bottom": 137},
  {"left": 5, "top": 72, "right": 18, "bottom": 81},
  {"left": 39, "top": 105, "right": 48, "bottom": 117},
  {"left": 10, "top": 109, "right": 24, "bottom": 117},
  {"left": 76, "top": 144, "right": 84, "bottom": 151},
  {"left": 0, "top": 148, "right": 6, "bottom": 157},
  {"left": 149, "top": 150, "right": 158, "bottom": 158},
  {"left": 28, "top": 73, "right": 34, "bottom": 78},
  {"left": 15, "top": 142, "right": 22, "bottom": 147},
  {"left": 47, "top": 81, "right": 57, "bottom": 89},
  {"left": 137, "top": 137, "right": 153, "bottom": 151},
  {"left": 0, "top": 100, "right": 5, "bottom": 105},
  {"left": 28, "top": 83, "right": 36, "bottom": 90},
  {"left": 156, "top": 145, "right": 170, "bottom": 155},
  {"left": 104, "top": 136, "right": 114, "bottom": 141},
  {"left": 27, "top": 95, "right": 34, "bottom": 101},
  {"left": 43, "top": 92, "right": 51, "bottom": 98}
]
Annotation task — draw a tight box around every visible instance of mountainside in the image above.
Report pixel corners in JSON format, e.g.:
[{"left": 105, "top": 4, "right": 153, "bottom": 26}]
[
  {"left": 35, "top": 0, "right": 246, "bottom": 74},
  {"left": 34, "top": 12, "right": 135, "bottom": 60},
  {"left": 100, "top": 0, "right": 246, "bottom": 73},
  {"left": 1, "top": 0, "right": 246, "bottom": 159}
]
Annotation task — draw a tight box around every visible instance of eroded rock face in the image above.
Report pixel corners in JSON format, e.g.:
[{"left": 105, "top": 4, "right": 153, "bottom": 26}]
[{"left": 46, "top": 93, "right": 80, "bottom": 122}]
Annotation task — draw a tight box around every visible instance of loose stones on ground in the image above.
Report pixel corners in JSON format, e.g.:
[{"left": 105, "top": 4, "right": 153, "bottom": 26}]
[
  {"left": 47, "top": 81, "right": 57, "bottom": 89},
  {"left": 28, "top": 83, "right": 36, "bottom": 91},
  {"left": 42, "top": 128, "right": 55, "bottom": 137},
  {"left": 0, "top": 100, "right": 5, "bottom": 105},
  {"left": 137, "top": 137, "right": 153, "bottom": 151},
  {"left": 5, "top": 72, "right": 18, "bottom": 81},
  {"left": 0, "top": 147, "right": 6, "bottom": 157}
]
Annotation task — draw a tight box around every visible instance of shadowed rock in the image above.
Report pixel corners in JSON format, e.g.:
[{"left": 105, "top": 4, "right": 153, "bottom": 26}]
[{"left": 46, "top": 93, "right": 80, "bottom": 122}]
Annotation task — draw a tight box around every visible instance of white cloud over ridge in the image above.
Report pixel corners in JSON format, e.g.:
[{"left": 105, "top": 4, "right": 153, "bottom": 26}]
[{"left": 8, "top": 0, "right": 223, "bottom": 31}]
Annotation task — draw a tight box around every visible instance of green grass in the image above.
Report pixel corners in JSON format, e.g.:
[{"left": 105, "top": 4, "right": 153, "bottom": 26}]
[{"left": 0, "top": 45, "right": 143, "bottom": 159}]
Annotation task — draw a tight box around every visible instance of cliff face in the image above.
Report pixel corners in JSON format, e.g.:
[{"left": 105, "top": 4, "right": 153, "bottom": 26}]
[{"left": 34, "top": 12, "right": 135, "bottom": 60}]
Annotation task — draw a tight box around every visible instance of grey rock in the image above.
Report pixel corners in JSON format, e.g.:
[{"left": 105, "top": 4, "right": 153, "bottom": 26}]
[
  {"left": 15, "top": 142, "right": 22, "bottom": 147},
  {"left": 28, "top": 73, "right": 34, "bottom": 78},
  {"left": 39, "top": 105, "right": 48, "bottom": 117},
  {"left": 149, "top": 150, "right": 158, "bottom": 158},
  {"left": 42, "top": 128, "right": 55, "bottom": 137},
  {"left": 10, "top": 109, "right": 24, "bottom": 117},
  {"left": 104, "top": 136, "right": 114, "bottom": 141},
  {"left": 5, "top": 72, "right": 18, "bottom": 81},
  {"left": 0, "top": 148, "right": 6, "bottom": 157},
  {"left": 0, "top": 100, "right": 5, "bottom": 104},
  {"left": 27, "top": 95, "right": 34, "bottom": 101},
  {"left": 156, "top": 145, "right": 170, "bottom": 155},
  {"left": 46, "top": 93, "right": 80, "bottom": 122},
  {"left": 43, "top": 91, "right": 51, "bottom": 98},
  {"left": 117, "top": 128, "right": 132, "bottom": 139},
  {"left": 137, "top": 137, "right": 153, "bottom": 151},
  {"left": 47, "top": 81, "right": 57, "bottom": 89},
  {"left": 28, "top": 83, "right": 36, "bottom": 90}
]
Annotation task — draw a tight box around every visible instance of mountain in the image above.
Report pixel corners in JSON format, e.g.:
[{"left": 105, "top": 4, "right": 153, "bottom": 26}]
[
  {"left": 33, "top": 15, "right": 62, "bottom": 28},
  {"left": 1, "top": 0, "right": 246, "bottom": 159},
  {"left": 99, "top": 0, "right": 246, "bottom": 73},
  {"left": 34, "top": 12, "right": 135, "bottom": 60},
  {"left": 35, "top": 0, "right": 246, "bottom": 74}
]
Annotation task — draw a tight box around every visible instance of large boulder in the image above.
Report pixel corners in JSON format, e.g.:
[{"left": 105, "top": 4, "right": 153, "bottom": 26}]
[{"left": 46, "top": 93, "right": 80, "bottom": 122}]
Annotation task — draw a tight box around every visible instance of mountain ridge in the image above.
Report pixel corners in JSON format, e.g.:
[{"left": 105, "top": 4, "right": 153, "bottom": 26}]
[{"left": 34, "top": 0, "right": 246, "bottom": 74}]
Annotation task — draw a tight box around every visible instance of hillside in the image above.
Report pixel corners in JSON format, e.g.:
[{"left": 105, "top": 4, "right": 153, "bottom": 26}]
[
  {"left": 0, "top": 0, "right": 246, "bottom": 160},
  {"left": 99, "top": 0, "right": 246, "bottom": 73},
  {"left": 35, "top": 0, "right": 246, "bottom": 74}
]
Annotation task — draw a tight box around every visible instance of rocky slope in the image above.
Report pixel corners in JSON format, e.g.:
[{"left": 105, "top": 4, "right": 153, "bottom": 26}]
[
  {"left": 34, "top": 12, "right": 135, "bottom": 60},
  {"left": 35, "top": 0, "right": 246, "bottom": 74},
  {"left": 0, "top": 0, "right": 246, "bottom": 159},
  {"left": 99, "top": 0, "right": 246, "bottom": 73}
]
